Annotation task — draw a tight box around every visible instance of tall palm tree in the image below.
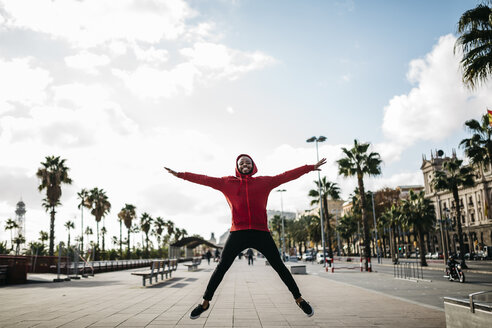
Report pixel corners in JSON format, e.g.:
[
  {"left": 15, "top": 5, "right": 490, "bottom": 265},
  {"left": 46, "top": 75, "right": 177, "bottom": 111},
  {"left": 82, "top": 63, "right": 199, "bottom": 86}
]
[
  {"left": 400, "top": 190, "right": 436, "bottom": 266},
  {"left": 381, "top": 204, "right": 401, "bottom": 263},
  {"left": 337, "top": 140, "right": 382, "bottom": 270},
  {"left": 101, "top": 226, "right": 107, "bottom": 256},
  {"left": 4, "top": 218, "right": 18, "bottom": 251},
  {"left": 84, "top": 226, "right": 93, "bottom": 250},
  {"left": 432, "top": 157, "right": 475, "bottom": 268},
  {"left": 118, "top": 204, "right": 137, "bottom": 259},
  {"left": 454, "top": 2, "right": 492, "bottom": 89},
  {"left": 140, "top": 212, "right": 153, "bottom": 257},
  {"left": 36, "top": 155, "right": 72, "bottom": 256},
  {"left": 337, "top": 214, "right": 358, "bottom": 255},
  {"left": 308, "top": 177, "right": 340, "bottom": 259},
  {"left": 64, "top": 220, "right": 75, "bottom": 250},
  {"left": 77, "top": 188, "right": 89, "bottom": 253},
  {"left": 86, "top": 188, "right": 111, "bottom": 250}
]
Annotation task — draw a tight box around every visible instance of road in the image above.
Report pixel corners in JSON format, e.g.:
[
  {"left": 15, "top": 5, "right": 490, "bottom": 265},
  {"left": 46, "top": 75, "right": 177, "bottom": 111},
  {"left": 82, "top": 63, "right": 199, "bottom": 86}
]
[{"left": 299, "top": 258, "right": 492, "bottom": 310}]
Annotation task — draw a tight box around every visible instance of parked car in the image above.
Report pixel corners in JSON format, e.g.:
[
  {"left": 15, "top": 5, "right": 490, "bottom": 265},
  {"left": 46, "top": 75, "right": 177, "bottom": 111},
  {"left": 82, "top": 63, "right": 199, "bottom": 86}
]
[
  {"left": 302, "top": 252, "right": 314, "bottom": 261},
  {"left": 431, "top": 252, "right": 442, "bottom": 259}
]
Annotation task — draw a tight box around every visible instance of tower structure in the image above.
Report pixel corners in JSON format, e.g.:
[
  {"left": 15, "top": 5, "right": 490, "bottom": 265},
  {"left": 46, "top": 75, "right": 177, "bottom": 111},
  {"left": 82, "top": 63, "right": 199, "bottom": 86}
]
[{"left": 15, "top": 200, "right": 26, "bottom": 240}]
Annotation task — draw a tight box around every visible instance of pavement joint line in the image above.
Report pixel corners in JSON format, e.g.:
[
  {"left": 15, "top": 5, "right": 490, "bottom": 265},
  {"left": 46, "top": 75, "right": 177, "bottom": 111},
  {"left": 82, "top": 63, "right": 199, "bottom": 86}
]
[
  {"left": 313, "top": 271, "right": 445, "bottom": 313},
  {"left": 377, "top": 262, "right": 492, "bottom": 275}
]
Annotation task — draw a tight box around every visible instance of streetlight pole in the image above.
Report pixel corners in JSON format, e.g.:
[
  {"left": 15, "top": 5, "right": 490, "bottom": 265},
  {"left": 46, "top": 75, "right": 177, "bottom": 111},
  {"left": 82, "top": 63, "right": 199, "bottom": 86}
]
[
  {"left": 277, "top": 189, "right": 287, "bottom": 262},
  {"left": 371, "top": 192, "right": 381, "bottom": 263},
  {"left": 307, "top": 136, "right": 328, "bottom": 269}
]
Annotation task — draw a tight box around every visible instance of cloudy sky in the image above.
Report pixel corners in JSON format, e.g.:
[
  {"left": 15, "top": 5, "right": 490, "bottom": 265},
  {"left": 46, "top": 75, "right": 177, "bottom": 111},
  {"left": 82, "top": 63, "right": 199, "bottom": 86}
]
[{"left": 1, "top": 0, "right": 491, "bottom": 248}]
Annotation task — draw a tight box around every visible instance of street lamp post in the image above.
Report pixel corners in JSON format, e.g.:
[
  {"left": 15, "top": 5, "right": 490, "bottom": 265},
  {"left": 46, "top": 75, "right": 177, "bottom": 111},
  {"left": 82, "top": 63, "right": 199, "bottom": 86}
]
[
  {"left": 306, "top": 136, "right": 328, "bottom": 269},
  {"left": 371, "top": 192, "right": 381, "bottom": 263},
  {"left": 277, "top": 189, "right": 287, "bottom": 262}
]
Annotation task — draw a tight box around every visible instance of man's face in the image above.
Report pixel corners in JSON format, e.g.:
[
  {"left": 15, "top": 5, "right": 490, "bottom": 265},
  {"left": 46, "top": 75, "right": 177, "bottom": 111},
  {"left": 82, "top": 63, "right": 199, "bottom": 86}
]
[{"left": 237, "top": 156, "right": 253, "bottom": 174}]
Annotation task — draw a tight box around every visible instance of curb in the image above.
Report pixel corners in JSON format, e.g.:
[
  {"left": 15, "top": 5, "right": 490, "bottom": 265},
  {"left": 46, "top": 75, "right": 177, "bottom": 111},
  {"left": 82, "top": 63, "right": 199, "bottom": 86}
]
[{"left": 376, "top": 263, "right": 492, "bottom": 275}]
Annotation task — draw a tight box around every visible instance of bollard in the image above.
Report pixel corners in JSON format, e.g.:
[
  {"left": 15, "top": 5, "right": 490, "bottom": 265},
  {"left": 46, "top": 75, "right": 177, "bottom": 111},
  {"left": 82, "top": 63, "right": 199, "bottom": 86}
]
[
  {"left": 360, "top": 257, "right": 363, "bottom": 272},
  {"left": 54, "top": 242, "right": 64, "bottom": 282},
  {"left": 368, "top": 257, "right": 372, "bottom": 272},
  {"left": 331, "top": 258, "right": 334, "bottom": 273}
]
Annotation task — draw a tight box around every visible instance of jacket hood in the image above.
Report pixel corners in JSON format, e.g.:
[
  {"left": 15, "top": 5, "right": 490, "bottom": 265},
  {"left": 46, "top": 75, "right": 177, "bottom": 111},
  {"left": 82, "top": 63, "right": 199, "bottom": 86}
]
[{"left": 235, "top": 154, "right": 257, "bottom": 177}]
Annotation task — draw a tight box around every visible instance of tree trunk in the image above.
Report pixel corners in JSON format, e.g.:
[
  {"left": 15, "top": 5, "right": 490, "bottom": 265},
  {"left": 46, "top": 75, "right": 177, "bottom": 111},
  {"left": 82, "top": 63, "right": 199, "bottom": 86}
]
[
  {"left": 49, "top": 208, "right": 56, "bottom": 256},
  {"left": 119, "top": 220, "right": 122, "bottom": 258},
  {"left": 323, "top": 196, "right": 333, "bottom": 259},
  {"left": 127, "top": 230, "right": 131, "bottom": 259},
  {"left": 418, "top": 227, "right": 428, "bottom": 267},
  {"left": 357, "top": 173, "right": 371, "bottom": 271},
  {"left": 453, "top": 188, "right": 467, "bottom": 268}
]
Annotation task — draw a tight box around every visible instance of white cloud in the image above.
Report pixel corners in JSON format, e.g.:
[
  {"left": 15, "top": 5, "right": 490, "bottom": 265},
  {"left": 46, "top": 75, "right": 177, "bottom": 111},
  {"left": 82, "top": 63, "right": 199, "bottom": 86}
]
[
  {"left": 226, "top": 106, "right": 234, "bottom": 114},
  {"left": 64, "top": 51, "right": 111, "bottom": 74},
  {"left": 0, "top": 57, "right": 52, "bottom": 115},
  {"left": 1, "top": 0, "right": 196, "bottom": 48},
  {"left": 180, "top": 42, "right": 276, "bottom": 80},
  {"left": 381, "top": 34, "right": 492, "bottom": 162},
  {"left": 133, "top": 45, "right": 169, "bottom": 65}
]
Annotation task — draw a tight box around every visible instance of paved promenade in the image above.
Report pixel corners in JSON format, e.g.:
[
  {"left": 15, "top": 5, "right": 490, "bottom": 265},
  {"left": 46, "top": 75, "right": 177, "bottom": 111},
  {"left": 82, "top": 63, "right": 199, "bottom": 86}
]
[{"left": 0, "top": 258, "right": 445, "bottom": 327}]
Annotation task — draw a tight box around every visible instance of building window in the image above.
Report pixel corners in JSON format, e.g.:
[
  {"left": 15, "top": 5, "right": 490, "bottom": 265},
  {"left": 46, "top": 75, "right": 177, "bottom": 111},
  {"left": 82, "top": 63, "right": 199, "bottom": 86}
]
[
  {"left": 471, "top": 213, "right": 475, "bottom": 223},
  {"left": 468, "top": 196, "right": 473, "bottom": 206}
]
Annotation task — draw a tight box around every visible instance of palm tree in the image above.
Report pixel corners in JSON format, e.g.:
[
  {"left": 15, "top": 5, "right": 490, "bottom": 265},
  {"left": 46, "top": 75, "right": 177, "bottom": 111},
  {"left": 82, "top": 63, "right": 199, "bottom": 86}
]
[
  {"left": 432, "top": 157, "right": 475, "bottom": 268},
  {"left": 84, "top": 226, "right": 93, "bottom": 251},
  {"left": 308, "top": 177, "right": 340, "bottom": 259},
  {"left": 64, "top": 220, "right": 75, "bottom": 250},
  {"left": 380, "top": 204, "right": 401, "bottom": 263},
  {"left": 269, "top": 215, "right": 283, "bottom": 246},
  {"left": 86, "top": 188, "right": 111, "bottom": 251},
  {"left": 36, "top": 155, "right": 72, "bottom": 256},
  {"left": 101, "top": 226, "right": 107, "bottom": 256},
  {"left": 39, "top": 231, "right": 49, "bottom": 248},
  {"left": 337, "top": 214, "right": 358, "bottom": 255},
  {"left": 454, "top": 2, "right": 492, "bottom": 89},
  {"left": 4, "top": 218, "right": 18, "bottom": 251},
  {"left": 13, "top": 234, "right": 25, "bottom": 255},
  {"left": 459, "top": 113, "right": 492, "bottom": 219},
  {"left": 337, "top": 140, "right": 382, "bottom": 270},
  {"left": 154, "top": 217, "right": 165, "bottom": 257},
  {"left": 118, "top": 204, "right": 137, "bottom": 259},
  {"left": 77, "top": 188, "right": 89, "bottom": 253},
  {"left": 400, "top": 190, "right": 436, "bottom": 266}
]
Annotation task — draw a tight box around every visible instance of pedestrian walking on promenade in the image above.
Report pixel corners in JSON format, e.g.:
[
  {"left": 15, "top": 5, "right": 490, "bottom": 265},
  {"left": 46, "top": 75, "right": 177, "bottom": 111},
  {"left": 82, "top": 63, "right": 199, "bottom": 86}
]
[
  {"left": 214, "top": 248, "right": 220, "bottom": 262},
  {"left": 206, "top": 249, "right": 212, "bottom": 265},
  {"left": 246, "top": 248, "right": 254, "bottom": 265},
  {"left": 165, "top": 154, "right": 326, "bottom": 319}
]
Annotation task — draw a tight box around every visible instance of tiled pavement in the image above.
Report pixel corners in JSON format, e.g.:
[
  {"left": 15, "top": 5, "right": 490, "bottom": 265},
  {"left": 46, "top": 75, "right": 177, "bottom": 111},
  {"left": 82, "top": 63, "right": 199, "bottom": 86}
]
[{"left": 0, "top": 258, "right": 445, "bottom": 327}]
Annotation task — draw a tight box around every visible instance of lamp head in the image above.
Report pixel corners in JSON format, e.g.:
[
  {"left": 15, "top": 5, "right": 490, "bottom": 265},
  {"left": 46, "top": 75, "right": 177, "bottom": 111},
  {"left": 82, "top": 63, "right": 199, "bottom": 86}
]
[
  {"left": 318, "top": 136, "right": 327, "bottom": 142},
  {"left": 306, "top": 136, "right": 316, "bottom": 143}
]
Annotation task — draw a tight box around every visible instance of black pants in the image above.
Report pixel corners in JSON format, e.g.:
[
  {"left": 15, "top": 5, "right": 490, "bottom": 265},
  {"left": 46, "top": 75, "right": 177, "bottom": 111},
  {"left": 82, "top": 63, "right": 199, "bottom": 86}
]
[
  {"left": 248, "top": 255, "right": 254, "bottom": 265},
  {"left": 203, "top": 229, "right": 301, "bottom": 301}
]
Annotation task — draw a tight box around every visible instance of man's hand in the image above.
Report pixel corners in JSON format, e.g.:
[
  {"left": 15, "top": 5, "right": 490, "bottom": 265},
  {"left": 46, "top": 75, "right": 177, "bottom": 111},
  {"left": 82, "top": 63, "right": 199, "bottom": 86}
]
[
  {"left": 164, "top": 167, "right": 179, "bottom": 177},
  {"left": 313, "top": 158, "right": 327, "bottom": 171}
]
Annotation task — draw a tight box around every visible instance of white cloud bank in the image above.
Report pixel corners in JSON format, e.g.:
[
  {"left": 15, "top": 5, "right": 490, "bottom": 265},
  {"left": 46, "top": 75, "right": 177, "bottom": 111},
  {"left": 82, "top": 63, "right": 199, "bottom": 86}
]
[{"left": 380, "top": 34, "right": 492, "bottom": 163}]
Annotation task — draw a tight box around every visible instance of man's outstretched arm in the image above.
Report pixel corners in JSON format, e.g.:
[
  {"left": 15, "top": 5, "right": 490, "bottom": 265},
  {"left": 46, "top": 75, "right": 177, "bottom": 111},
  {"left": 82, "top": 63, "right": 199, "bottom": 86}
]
[
  {"left": 269, "top": 158, "right": 326, "bottom": 188},
  {"left": 164, "top": 167, "right": 224, "bottom": 190}
]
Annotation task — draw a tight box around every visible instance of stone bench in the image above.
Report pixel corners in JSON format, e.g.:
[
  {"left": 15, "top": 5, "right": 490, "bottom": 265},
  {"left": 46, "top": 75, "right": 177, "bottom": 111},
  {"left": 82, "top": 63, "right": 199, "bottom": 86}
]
[
  {"left": 184, "top": 257, "right": 202, "bottom": 272},
  {"left": 444, "top": 292, "right": 492, "bottom": 328},
  {"left": 287, "top": 264, "right": 306, "bottom": 274}
]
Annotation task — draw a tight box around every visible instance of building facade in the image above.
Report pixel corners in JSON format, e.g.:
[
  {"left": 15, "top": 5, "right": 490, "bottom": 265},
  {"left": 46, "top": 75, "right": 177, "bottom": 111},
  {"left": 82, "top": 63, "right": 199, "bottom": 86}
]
[{"left": 422, "top": 151, "right": 492, "bottom": 255}]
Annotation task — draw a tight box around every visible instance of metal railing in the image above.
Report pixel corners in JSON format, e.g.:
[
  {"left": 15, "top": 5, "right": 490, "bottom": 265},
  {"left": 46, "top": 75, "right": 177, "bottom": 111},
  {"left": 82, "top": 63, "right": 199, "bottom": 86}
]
[{"left": 393, "top": 260, "right": 424, "bottom": 280}]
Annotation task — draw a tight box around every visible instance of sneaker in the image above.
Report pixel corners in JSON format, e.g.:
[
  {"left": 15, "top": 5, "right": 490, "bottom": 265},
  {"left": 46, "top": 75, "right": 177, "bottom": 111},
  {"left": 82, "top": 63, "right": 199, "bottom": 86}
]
[
  {"left": 297, "top": 300, "right": 314, "bottom": 317},
  {"left": 190, "top": 303, "right": 209, "bottom": 319}
]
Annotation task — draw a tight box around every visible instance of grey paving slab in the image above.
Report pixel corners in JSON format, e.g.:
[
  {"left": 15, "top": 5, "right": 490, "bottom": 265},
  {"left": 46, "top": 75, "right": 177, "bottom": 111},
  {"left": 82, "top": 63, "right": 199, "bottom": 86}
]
[{"left": 0, "top": 258, "right": 446, "bottom": 327}]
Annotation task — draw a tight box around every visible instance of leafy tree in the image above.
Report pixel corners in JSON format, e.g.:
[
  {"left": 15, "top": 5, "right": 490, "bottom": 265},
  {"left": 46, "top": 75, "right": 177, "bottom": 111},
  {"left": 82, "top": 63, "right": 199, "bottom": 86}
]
[
  {"left": 86, "top": 188, "right": 111, "bottom": 251},
  {"left": 4, "top": 218, "right": 18, "bottom": 251},
  {"left": 337, "top": 214, "right": 358, "bottom": 255},
  {"left": 39, "top": 231, "right": 49, "bottom": 247},
  {"left": 36, "top": 155, "right": 72, "bottom": 255},
  {"left": 337, "top": 140, "right": 382, "bottom": 270},
  {"left": 118, "top": 204, "right": 137, "bottom": 259},
  {"left": 140, "top": 212, "right": 153, "bottom": 257},
  {"left": 77, "top": 188, "right": 89, "bottom": 253},
  {"left": 64, "top": 220, "right": 75, "bottom": 250},
  {"left": 13, "top": 234, "right": 25, "bottom": 255},
  {"left": 432, "top": 157, "right": 475, "bottom": 268},
  {"left": 269, "top": 215, "right": 283, "bottom": 246},
  {"left": 308, "top": 177, "right": 340, "bottom": 259},
  {"left": 400, "top": 190, "right": 436, "bottom": 266},
  {"left": 454, "top": 1, "right": 492, "bottom": 89},
  {"left": 154, "top": 217, "right": 166, "bottom": 257}
]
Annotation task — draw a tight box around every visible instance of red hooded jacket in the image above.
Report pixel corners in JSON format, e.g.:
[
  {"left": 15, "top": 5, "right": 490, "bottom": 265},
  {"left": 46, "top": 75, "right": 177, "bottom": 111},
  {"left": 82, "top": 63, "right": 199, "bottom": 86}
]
[{"left": 177, "top": 154, "right": 315, "bottom": 232}]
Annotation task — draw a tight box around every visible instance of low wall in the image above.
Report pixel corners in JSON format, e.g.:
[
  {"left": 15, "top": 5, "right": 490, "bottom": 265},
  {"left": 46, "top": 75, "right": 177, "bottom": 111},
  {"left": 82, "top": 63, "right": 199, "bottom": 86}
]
[
  {"left": 0, "top": 256, "right": 27, "bottom": 284},
  {"left": 444, "top": 297, "right": 492, "bottom": 328}
]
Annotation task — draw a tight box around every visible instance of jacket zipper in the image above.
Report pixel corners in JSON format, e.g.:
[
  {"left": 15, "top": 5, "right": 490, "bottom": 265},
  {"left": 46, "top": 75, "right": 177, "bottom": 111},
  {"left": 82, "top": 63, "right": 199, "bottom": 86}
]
[{"left": 245, "top": 178, "right": 252, "bottom": 229}]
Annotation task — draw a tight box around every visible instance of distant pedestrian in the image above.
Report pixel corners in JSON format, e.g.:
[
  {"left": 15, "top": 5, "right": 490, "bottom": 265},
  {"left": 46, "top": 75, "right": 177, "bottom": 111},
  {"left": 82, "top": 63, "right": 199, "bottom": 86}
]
[
  {"left": 214, "top": 248, "right": 220, "bottom": 262},
  {"left": 206, "top": 249, "right": 212, "bottom": 265},
  {"left": 165, "top": 154, "right": 325, "bottom": 319},
  {"left": 246, "top": 248, "right": 254, "bottom": 265}
]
